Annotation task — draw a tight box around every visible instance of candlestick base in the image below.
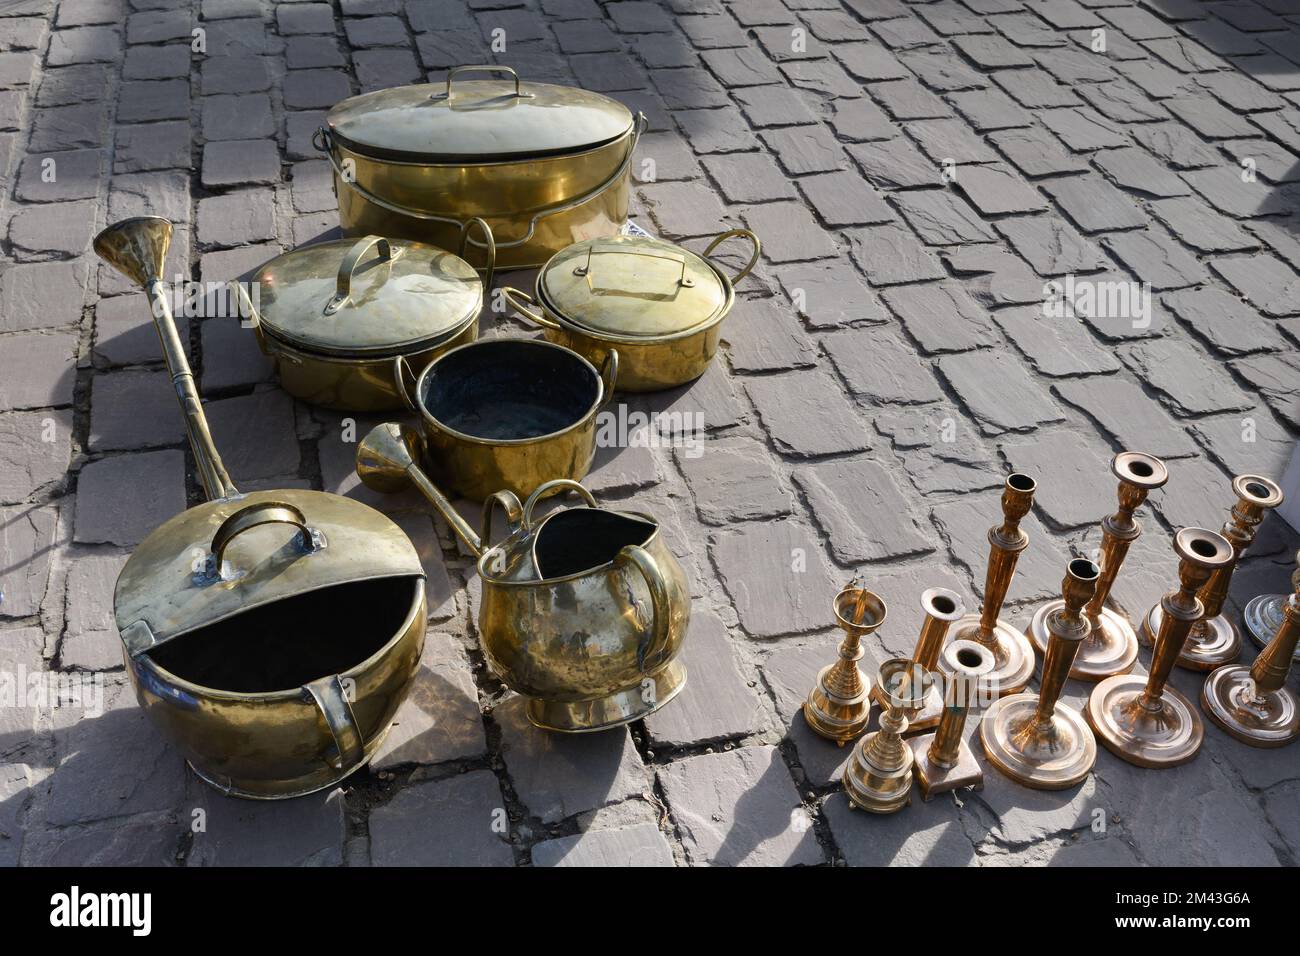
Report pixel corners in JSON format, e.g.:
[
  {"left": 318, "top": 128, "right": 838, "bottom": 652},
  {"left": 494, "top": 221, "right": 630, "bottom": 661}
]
[
  {"left": 1141, "top": 604, "right": 1240, "bottom": 670},
  {"left": 843, "top": 740, "right": 913, "bottom": 813},
  {"left": 979, "top": 693, "right": 1095, "bottom": 790},
  {"left": 1085, "top": 674, "right": 1204, "bottom": 768},
  {"left": 803, "top": 663, "right": 871, "bottom": 745},
  {"left": 1243, "top": 594, "right": 1300, "bottom": 659},
  {"left": 909, "top": 734, "right": 982, "bottom": 800},
  {"left": 1028, "top": 601, "right": 1138, "bottom": 681},
  {"left": 945, "top": 614, "right": 1034, "bottom": 698},
  {"left": 870, "top": 682, "right": 943, "bottom": 733},
  {"left": 1201, "top": 665, "right": 1300, "bottom": 748}
]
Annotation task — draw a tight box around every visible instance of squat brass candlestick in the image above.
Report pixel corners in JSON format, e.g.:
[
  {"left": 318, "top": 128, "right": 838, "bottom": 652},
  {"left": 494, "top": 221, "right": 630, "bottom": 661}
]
[
  {"left": 1142, "top": 475, "right": 1283, "bottom": 671},
  {"left": 910, "top": 640, "right": 995, "bottom": 800},
  {"left": 1201, "top": 571, "right": 1300, "bottom": 748},
  {"left": 1028, "top": 453, "right": 1167, "bottom": 681},
  {"left": 950, "top": 473, "right": 1038, "bottom": 699},
  {"left": 844, "top": 658, "right": 932, "bottom": 813},
  {"left": 1087, "top": 528, "right": 1234, "bottom": 768},
  {"left": 803, "top": 587, "right": 883, "bottom": 745},
  {"left": 1243, "top": 550, "right": 1300, "bottom": 662},
  {"left": 873, "top": 587, "right": 964, "bottom": 733},
  {"left": 981, "top": 559, "right": 1100, "bottom": 790}
]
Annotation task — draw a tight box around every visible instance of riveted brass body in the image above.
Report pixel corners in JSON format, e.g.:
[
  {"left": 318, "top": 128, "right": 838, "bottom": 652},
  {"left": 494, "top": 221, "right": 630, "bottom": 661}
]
[
  {"left": 982, "top": 560, "right": 1100, "bottom": 789},
  {"left": 1088, "top": 529, "right": 1234, "bottom": 768},
  {"left": 911, "top": 640, "right": 995, "bottom": 800},
  {"left": 844, "top": 658, "right": 932, "bottom": 813},
  {"left": 878, "top": 587, "right": 963, "bottom": 733},
  {"left": 1242, "top": 551, "right": 1300, "bottom": 661},
  {"left": 1142, "top": 476, "right": 1283, "bottom": 670},
  {"left": 949, "top": 474, "right": 1038, "bottom": 699},
  {"left": 1029, "top": 453, "right": 1167, "bottom": 681},
  {"left": 803, "top": 587, "right": 883, "bottom": 745}
]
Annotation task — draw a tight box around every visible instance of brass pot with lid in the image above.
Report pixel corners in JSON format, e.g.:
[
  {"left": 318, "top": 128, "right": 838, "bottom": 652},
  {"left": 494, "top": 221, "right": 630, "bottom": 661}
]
[
  {"left": 241, "top": 222, "right": 494, "bottom": 411},
  {"left": 501, "top": 228, "right": 760, "bottom": 392}
]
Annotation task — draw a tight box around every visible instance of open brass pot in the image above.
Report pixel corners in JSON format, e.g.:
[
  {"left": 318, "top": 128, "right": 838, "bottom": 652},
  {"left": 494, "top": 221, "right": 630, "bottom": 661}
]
[
  {"left": 240, "top": 224, "right": 494, "bottom": 412},
  {"left": 357, "top": 423, "right": 690, "bottom": 732},
  {"left": 95, "top": 218, "right": 427, "bottom": 800},
  {"left": 395, "top": 337, "right": 617, "bottom": 502},
  {"left": 502, "top": 229, "right": 759, "bottom": 392},
  {"left": 316, "top": 65, "right": 644, "bottom": 271}
]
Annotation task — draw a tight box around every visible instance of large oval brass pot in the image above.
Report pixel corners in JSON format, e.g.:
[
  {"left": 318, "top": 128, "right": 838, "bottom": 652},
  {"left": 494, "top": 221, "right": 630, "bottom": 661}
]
[
  {"left": 396, "top": 338, "right": 617, "bottom": 502},
  {"left": 501, "top": 229, "right": 760, "bottom": 392},
  {"left": 316, "top": 66, "right": 644, "bottom": 271}
]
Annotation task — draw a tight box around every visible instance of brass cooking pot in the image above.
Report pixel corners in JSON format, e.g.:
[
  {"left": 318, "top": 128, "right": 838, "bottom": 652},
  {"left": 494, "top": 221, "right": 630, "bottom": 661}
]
[
  {"left": 395, "top": 337, "right": 617, "bottom": 502},
  {"left": 357, "top": 423, "right": 690, "bottom": 732},
  {"left": 95, "top": 218, "right": 427, "bottom": 800},
  {"left": 240, "top": 224, "right": 494, "bottom": 411},
  {"left": 315, "top": 65, "right": 645, "bottom": 271},
  {"left": 501, "top": 229, "right": 760, "bottom": 392}
]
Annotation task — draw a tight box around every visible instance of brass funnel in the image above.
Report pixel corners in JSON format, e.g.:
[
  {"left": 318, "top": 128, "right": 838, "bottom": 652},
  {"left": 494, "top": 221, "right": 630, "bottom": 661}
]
[
  {"left": 93, "top": 216, "right": 173, "bottom": 286},
  {"left": 356, "top": 422, "right": 424, "bottom": 496}
]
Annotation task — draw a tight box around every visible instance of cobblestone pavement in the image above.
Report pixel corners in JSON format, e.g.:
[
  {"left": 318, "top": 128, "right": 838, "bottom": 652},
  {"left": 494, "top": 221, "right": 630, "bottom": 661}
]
[{"left": 1, "top": 0, "right": 1299, "bottom": 867}]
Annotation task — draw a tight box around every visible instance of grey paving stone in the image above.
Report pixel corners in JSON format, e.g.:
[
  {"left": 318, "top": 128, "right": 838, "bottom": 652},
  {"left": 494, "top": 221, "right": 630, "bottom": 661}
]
[
  {"left": 122, "top": 43, "right": 191, "bottom": 82},
  {"left": 639, "top": 181, "right": 729, "bottom": 237},
  {"left": 1130, "top": 122, "right": 1223, "bottom": 170},
  {"left": 9, "top": 197, "right": 98, "bottom": 257},
  {"left": 1034, "top": 47, "right": 1117, "bottom": 86},
  {"left": 907, "top": 118, "right": 1000, "bottom": 166},
  {"left": 738, "top": 201, "right": 838, "bottom": 262},
  {"left": 898, "top": 48, "right": 990, "bottom": 90},
  {"left": 277, "top": 2, "right": 335, "bottom": 34},
  {"left": 73, "top": 449, "right": 186, "bottom": 546},
  {"left": 700, "top": 152, "right": 796, "bottom": 203},
  {"left": 1114, "top": 58, "right": 1197, "bottom": 98},
  {"left": 1209, "top": 254, "right": 1300, "bottom": 317},
  {"left": 996, "top": 216, "right": 1107, "bottom": 275},
  {"left": 200, "top": 54, "right": 273, "bottom": 96},
  {"left": 988, "top": 126, "right": 1090, "bottom": 178},
  {"left": 832, "top": 41, "right": 909, "bottom": 82},
  {"left": 1163, "top": 286, "right": 1286, "bottom": 355},
  {"left": 947, "top": 86, "right": 1033, "bottom": 132},
  {"left": 721, "top": 295, "right": 817, "bottom": 373},
  {"left": 353, "top": 49, "right": 422, "bottom": 92},
  {"left": 23, "top": 810, "right": 185, "bottom": 867},
  {"left": 189, "top": 787, "right": 346, "bottom": 866},
  {"left": 951, "top": 33, "right": 1036, "bottom": 68},
  {"left": 777, "top": 259, "right": 886, "bottom": 330},
  {"left": 824, "top": 327, "right": 943, "bottom": 404},
  {"left": 848, "top": 136, "right": 946, "bottom": 189},
  {"left": 1182, "top": 165, "right": 1293, "bottom": 218},
  {"left": 951, "top": 163, "right": 1048, "bottom": 216},
  {"left": 679, "top": 12, "right": 748, "bottom": 49},
  {"left": 93, "top": 292, "right": 188, "bottom": 368},
  {"left": 1091, "top": 146, "right": 1191, "bottom": 198},
  {"left": 824, "top": 790, "right": 980, "bottom": 865},
  {"left": 992, "top": 69, "right": 1082, "bottom": 109},
  {"left": 1038, "top": 106, "right": 1128, "bottom": 151},
  {"left": 674, "top": 107, "right": 759, "bottom": 154},
  {"left": 532, "top": 821, "right": 675, "bottom": 867},
  {"left": 1229, "top": 352, "right": 1300, "bottom": 430},
  {"left": 14, "top": 147, "right": 104, "bottom": 202},
  {"left": 197, "top": 189, "right": 277, "bottom": 249},
  {"left": 827, "top": 96, "right": 897, "bottom": 141},
  {"left": 744, "top": 368, "right": 872, "bottom": 458},
  {"left": 847, "top": 222, "right": 946, "bottom": 285},
  {"left": 1076, "top": 79, "right": 1170, "bottom": 122},
  {"left": 992, "top": 304, "right": 1123, "bottom": 377},
  {"left": 88, "top": 369, "right": 187, "bottom": 452},
  {"left": 915, "top": 0, "right": 997, "bottom": 35},
  {"left": 731, "top": 84, "right": 818, "bottom": 128},
  {"left": 0, "top": 503, "right": 56, "bottom": 618},
  {"left": 941, "top": 247, "right": 1045, "bottom": 307},
  {"left": 114, "top": 120, "right": 190, "bottom": 173},
  {"left": 634, "top": 132, "right": 699, "bottom": 185},
  {"left": 201, "top": 92, "right": 275, "bottom": 140},
  {"left": 0, "top": 628, "right": 46, "bottom": 764},
  {"left": 47, "top": 26, "right": 119, "bottom": 67},
  {"left": 657, "top": 746, "right": 823, "bottom": 866},
  {"left": 34, "top": 64, "right": 107, "bottom": 109},
  {"left": 699, "top": 46, "right": 782, "bottom": 88},
  {"left": 205, "top": 390, "right": 299, "bottom": 482},
  {"left": 1165, "top": 94, "right": 1259, "bottom": 139},
  {"left": 0, "top": 330, "right": 78, "bottom": 411},
  {"left": 1251, "top": 108, "right": 1300, "bottom": 154},
  {"left": 1147, "top": 195, "right": 1258, "bottom": 253},
  {"left": 1101, "top": 228, "right": 1208, "bottom": 289},
  {"left": 1041, "top": 173, "right": 1148, "bottom": 232},
  {"left": 1052, "top": 376, "right": 1199, "bottom": 459},
  {"left": 868, "top": 78, "right": 953, "bottom": 119},
  {"left": 288, "top": 35, "right": 347, "bottom": 69},
  {"left": 107, "top": 168, "right": 191, "bottom": 226},
  {"left": 892, "top": 189, "right": 997, "bottom": 245},
  {"left": 0, "top": 409, "right": 72, "bottom": 504},
  {"left": 370, "top": 770, "right": 515, "bottom": 866},
  {"left": 881, "top": 282, "right": 1000, "bottom": 354},
  {"left": 874, "top": 412, "right": 1000, "bottom": 502},
  {"left": 797, "top": 169, "right": 894, "bottom": 227},
  {"left": 59, "top": 548, "right": 128, "bottom": 671},
  {"left": 0, "top": 259, "right": 88, "bottom": 332},
  {"left": 1220, "top": 139, "right": 1300, "bottom": 186},
  {"left": 937, "top": 349, "right": 1065, "bottom": 435},
  {"left": 201, "top": 139, "right": 281, "bottom": 187},
  {"left": 795, "top": 456, "right": 935, "bottom": 564},
  {"left": 652, "top": 66, "right": 729, "bottom": 110},
  {"left": 116, "top": 78, "right": 189, "bottom": 123},
  {"left": 759, "top": 125, "right": 845, "bottom": 175}
]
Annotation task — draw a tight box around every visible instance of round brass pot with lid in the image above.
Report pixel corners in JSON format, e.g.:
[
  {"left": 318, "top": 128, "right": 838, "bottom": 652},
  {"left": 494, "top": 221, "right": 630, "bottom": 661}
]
[
  {"left": 241, "top": 223, "right": 494, "bottom": 411},
  {"left": 315, "top": 65, "right": 645, "bottom": 270},
  {"left": 501, "top": 228, "right": 760, "bottom": 392}
]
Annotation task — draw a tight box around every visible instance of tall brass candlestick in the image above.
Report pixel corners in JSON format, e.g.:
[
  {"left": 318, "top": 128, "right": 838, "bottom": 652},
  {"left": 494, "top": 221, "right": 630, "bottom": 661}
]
[
  {"left": 844, "top": 658, "right": 931, "bottom": 813},
  {"left": 949, "top": 473, "right": 1038, "bottom": 699},
  {"left": 872, "top": 587, "right": 963, "bottom": 733},
  {"left": 803, "top": 587, "right": 883, "bottom": 745},
  {"left": 981, "top": 559, "right": 1100, "bottom": 790},
  {"left": 1087, "top": 528, "right": 1234, "bottom": 768},
  {"left": 1142, "top": 475, "right": 1283, "bottom": 670},
  {"left": 1242, "top": 550, "right": 1300, "bottom": 662},
  {"left": 910, "top": 640, "right": 995, "bottom": 800},
  {"left": 1029, "top": 453, "right": 1167, "bottom": 680}
]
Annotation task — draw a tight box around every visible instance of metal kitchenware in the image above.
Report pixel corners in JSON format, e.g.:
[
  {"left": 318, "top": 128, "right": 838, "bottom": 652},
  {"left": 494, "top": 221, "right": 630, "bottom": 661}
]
[
  {"left": 502, "top": 229, "right": 761, "bottom": 392},
  {"left": 395, "top": 337, "right": 617, "bottom": 501},
  {"left": 239, "top": 223, "right": 495, "bottom": 411},
  {"left": 315, "top": 65, "right": 645, "bottom": 270},
  {"left": 356, "top": 423, "right": 690, "bottom": 733},
  {"left": 94, "top": 218, "right": 428, "bottom": 800}
]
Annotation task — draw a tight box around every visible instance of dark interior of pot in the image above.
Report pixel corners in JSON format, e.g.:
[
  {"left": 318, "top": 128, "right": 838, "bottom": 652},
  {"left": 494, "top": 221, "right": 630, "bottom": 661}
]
[
  {"left": 145, "top": 577, "right": 419, "bottom": 693},
  {"left": 420, "top": 340, "right": 598, "bottom": 440},
  {"left": 533, "top": 509, "right": 656, "bottom": 579}
]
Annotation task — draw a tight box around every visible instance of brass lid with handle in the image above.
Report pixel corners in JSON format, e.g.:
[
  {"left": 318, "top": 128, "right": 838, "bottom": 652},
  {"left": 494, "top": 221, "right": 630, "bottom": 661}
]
[
  {"left": 325, "top": 65, "right": 635, "bottom": 163},
  {"left": 536, "top": 230, "right": 760, "bottom": 340}
]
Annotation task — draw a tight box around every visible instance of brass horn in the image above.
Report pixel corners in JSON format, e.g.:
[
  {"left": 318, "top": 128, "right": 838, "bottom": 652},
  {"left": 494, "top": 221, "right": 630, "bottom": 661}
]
[{"left": 93, "top": 217, "right": 237, "bottom": 501}]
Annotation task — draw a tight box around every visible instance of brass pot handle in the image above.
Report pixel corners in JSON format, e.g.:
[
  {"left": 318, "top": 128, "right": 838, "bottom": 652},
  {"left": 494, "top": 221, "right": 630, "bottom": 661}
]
[
  {"left": 327, "top": 236, "right": 392, "bottom": 314},
  {"left": 457, "top": 217, "right": 496, "bottom": 290},
  {"left": 702, "top": 229, "right": 761, "bottom": 286},
  {"left": 521, "top": 479, "right": 598, "bottom": 531},
  {"left": 204, "top": 500, "right": 324, "bottom": 582},
  {"left": 392, "top": 355, "right": 420, "bottom": 413},
  {"left": 616, "top": 544, "right": 674, "bottom": 674},
  {"left": 480, "top": 489, "right": 524, "bottom": 550},
  {"left": 436, "top": 65, "right": 532, "bottom": 102},
  {"left": 599, "top": 349, "right": 619, "bottom": 408},
  {"left": 304, "top": 675, "right": 365, "bottom": 771},
  {"left": 501, "top": 286, "right": 562, "bottom": 331}
]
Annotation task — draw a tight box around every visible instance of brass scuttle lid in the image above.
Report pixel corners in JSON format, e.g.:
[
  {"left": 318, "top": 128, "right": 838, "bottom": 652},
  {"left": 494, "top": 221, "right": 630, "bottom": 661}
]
[
  {"left": 537, "top": 235, "right": 730, "bottom": 339},
  {"left": 250, "top": 236, "right": 482, "bottom": 358},
  {"left": 113, "top": 490, "right": 423, "bottom": 657}
]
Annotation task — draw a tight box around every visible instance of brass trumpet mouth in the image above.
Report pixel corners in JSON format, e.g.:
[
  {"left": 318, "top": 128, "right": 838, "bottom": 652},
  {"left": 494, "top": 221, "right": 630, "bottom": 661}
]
[{"left": 93, "top": 216, "right": 173, "bottom": 286}]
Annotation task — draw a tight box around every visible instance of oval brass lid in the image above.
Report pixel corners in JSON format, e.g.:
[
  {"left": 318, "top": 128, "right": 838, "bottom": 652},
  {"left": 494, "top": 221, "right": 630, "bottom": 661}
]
[
  {"left": 325, "top": 69, "right": 634, "bottom": 163},
  {"left": 251, "top": 236, "right": 482, "bottom": 358},
  {"left": 538, "top": 236, "right": 730, "bottom": 339},
  {"left": 113, "top": 490, "right": 423, "bottom": 657}
]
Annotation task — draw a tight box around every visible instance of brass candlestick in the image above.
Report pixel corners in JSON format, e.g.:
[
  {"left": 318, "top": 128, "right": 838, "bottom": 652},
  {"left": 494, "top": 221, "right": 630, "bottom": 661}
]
[
  {"left": 910, "top": 640, "right": 995, "bottom": 800},
  {"left": 1201, "top": 570, "right": 1300, "bottom": 748},
  {"left": 949, "top": 473, "right": 1038, "bottom": 699},
  {"left": 873, "top": 587, "right": 964, "bottom": 733},
  {"left": 1142, "top": 475, "right": 1283, "bottom": 670},
  {"left": 804, "top": 587, "right": 884, "bottom": 745},
  {"left": 1242, "top": 549, "right": 1300, "bottom": 662},
  {"left": 1087, "top": 528, "right": 1234, "bottom": 768},
  {"left": 980, "top": 559, "right": 1100, "bottom": 790},
  {"left": 844, "top": 658, "right": 932, "bottom": 813},
  {"left": 1028, "top": 452, "right": 1167, "bottom": 681}
]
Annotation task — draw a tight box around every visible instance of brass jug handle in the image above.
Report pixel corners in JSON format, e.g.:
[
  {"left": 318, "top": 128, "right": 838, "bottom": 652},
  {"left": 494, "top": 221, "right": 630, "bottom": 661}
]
[
  {"left": 204, "top": 501, "right": 324, "bottom": 582},
  {"left": 521, "top": 479, "right": 598, "bottom": 531},
  {"left": 598, "top": 349, "right": 619, "bottom": 408},
  {"left": 702, "top": 229, "right": 761, "bottom": 286},
  {"left": 304, "top": 675, "right": 365, "bottom": 771},
  {"left": 436, "top": 65, "right": 533, "bottom": 102},
  {"left": 458, "top": 217, "right": 496, "bottom": 290},
  {"left": 327, "top": 236, "right": 392, "bottom": 314},
  {"left": 501, "top": 286, "right": 561, "bottom": 330},
  {"left": 480, "top": 489, "right": 524, "bottom": 549},
  {"left": 617, "top": 544, "right": 674, "bottom": 674}
]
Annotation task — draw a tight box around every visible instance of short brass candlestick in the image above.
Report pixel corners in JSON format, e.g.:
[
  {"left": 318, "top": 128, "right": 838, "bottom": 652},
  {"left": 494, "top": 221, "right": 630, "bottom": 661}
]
[
  {"left": 844, "top": 658, "right": 932, "bottom": 813},
  {"left": 980, "top": 559, "right": 1100, "bottom": 790},
  {"left": 949, "top": 473, "right": 1038, "bottom": 699},
  {"left": 1201, "top": 571, "right": 1300, "bottom": 748},
  {"left": 873, "top": 587, "right": 964, "bottom": 733},
  {"left": 804, "top": 587, "right": 884, "bottom": 745},
  {"left": 911, "top": 640, "right": 995, "bottom": 800},
  {"left": 1029, "top": 452, "right": 1167, "bottom": 681},
  {"left": 1243, "top": 551, "right": 1300, "bottom": 662},
  {"left": 1087, "top": 528, "right": 1234, "bottom": 768},
  {"left": 1142, "top": 475, "right": 1283, "bottom": 670}
]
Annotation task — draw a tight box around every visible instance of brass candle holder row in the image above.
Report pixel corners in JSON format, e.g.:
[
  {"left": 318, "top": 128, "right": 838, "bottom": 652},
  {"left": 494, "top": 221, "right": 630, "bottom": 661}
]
[{"left": 803, "top": 459, "right": 1299, "bottom": 814}]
